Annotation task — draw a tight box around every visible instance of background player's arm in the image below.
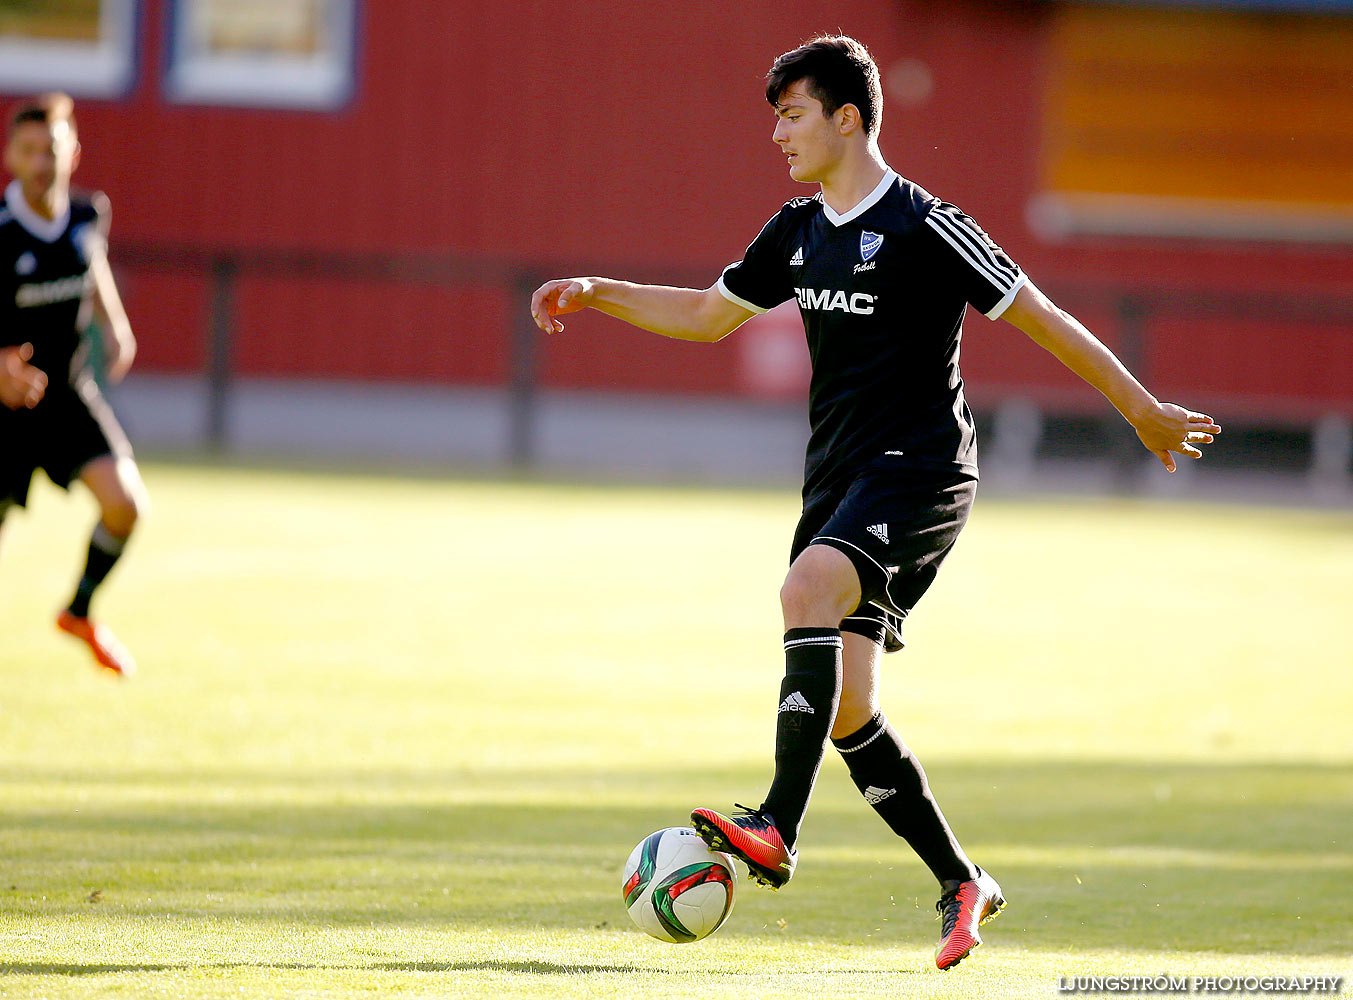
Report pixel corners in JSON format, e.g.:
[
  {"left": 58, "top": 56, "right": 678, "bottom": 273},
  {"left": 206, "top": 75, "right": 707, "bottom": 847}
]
[
  {"left": 1001, "top": 280, "right": 1221, "bottom": 472},
  {"left": 88, "top": 195, "right": 135, "bottom": 383},
  {"left": 90, "top": 253, "right": 135, "bottom": 383},
  {"left": 530, "top": 278, "right": 754, "bottom": 343}
]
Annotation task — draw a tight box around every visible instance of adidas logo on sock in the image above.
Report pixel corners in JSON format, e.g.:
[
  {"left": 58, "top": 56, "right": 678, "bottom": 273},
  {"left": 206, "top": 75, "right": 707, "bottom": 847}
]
[
  {"left": 863, "top": 785, "right": 897, "bottom": 805},
  {"left": 778, "top": 691, "right": 815, "bottom": 714},
  {"left": 789, "top": 247, "right": 804, "bottom": 266},
  {"left": 866, "top": 523, "right": 889, "bottom": 544}
]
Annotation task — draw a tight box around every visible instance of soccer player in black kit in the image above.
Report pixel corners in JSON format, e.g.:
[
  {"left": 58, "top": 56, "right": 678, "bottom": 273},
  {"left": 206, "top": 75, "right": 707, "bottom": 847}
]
[
  {"left": 530, "top": 37, "right": 1220, "bottom": 969},
  {"left": 1, "top": 94, "right": 146, "bottom": 678}
]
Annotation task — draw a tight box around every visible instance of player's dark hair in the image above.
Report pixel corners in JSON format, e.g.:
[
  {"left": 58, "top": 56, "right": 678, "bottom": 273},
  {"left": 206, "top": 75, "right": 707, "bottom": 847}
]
[
  {"left": 765, "top": 35, "right": 882, "bottom": 138},
  {"left": 7, "top": 93, "right": 77, "bottom": 141}
]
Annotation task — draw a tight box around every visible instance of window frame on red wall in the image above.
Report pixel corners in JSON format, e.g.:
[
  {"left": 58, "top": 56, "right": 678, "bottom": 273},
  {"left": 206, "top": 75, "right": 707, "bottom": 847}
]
[
  {"left": 162, "top": 0, "right": 358, "bottom": 111},
  {"left": 0, "top": 0, "right": 139, "bottom": 98}
]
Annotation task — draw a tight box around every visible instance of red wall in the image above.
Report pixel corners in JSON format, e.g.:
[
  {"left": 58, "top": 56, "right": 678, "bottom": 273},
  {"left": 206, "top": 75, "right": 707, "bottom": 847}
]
[{"left": 12, "top": 0, "right": 1351, "bottom": 416}]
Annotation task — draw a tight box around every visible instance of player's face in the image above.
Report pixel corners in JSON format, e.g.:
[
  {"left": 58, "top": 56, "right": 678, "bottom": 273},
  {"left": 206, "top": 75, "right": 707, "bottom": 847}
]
[
  {"left": 3, "top": 120, "right": 79, "bottom": 204},
  {"left": 772, "top": 84, "right": 845, "bottom": 184}
]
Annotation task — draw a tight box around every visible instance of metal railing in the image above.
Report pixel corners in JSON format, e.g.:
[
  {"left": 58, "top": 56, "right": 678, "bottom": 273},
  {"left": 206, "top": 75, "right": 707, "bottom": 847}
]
[{"left": 112, "top": 241, "right": 1353, "bottom": 474}]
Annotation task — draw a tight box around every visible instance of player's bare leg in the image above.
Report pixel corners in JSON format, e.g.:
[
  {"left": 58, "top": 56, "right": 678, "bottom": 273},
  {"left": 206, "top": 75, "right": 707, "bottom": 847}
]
[
  {"left": 833, "top": 630, "right": 882, "bottom": 739},
  {"left": 693, "top": 545, "right": 859, "bottom": 888},
  {"left": 56, "top": 453, "right": 147, "bottom": 677}
]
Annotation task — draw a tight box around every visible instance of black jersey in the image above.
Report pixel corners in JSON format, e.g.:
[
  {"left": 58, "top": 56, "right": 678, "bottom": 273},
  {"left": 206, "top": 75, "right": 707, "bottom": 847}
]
[
  {"left": 718, "top": 170, "right": 1024, "bottom": 500},
  {"left": 0, "top": 180, "right": 106, "bottom": 386}
]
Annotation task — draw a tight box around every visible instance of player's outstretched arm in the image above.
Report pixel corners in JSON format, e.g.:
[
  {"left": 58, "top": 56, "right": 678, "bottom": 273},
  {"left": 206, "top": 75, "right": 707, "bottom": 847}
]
[
  {"left": 530, "top": 278, "right": 755, "bottom": 343},
  {"left": 1001, "top": 281, "right": 1221, "bottom": 472},
  {"left": 0, "top": 343, "right": 48, "bottom": 409}
]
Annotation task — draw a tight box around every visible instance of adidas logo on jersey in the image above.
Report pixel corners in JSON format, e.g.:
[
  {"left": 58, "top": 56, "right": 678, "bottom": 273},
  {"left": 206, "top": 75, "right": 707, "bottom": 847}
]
[
  {"left": 778, "top": 691, "right": 815, "bottom": 714},
  {"left": 863, "top": 785, "right": 897, "bottom": 805},
  {"left": 866, "top": 523, "right": 889, "bottom": 544},
  {"left": 794, "top": 287, "right": 877, "bottom": 315},
  {"left": 789, "top": 247, "right": 804, "bottom": 266}
]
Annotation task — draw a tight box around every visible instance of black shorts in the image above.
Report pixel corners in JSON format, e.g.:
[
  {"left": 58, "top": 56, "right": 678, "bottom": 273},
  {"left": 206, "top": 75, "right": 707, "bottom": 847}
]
[
  {"left": 1, "top": 377, "right": 131, "bottom": 508},
  {"left": 791, "top": 461, "right": 977, "bottom": 652}
]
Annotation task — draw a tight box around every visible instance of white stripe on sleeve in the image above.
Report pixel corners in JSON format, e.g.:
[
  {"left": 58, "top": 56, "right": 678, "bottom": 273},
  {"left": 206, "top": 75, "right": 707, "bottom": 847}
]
[
  {"left": 716, "top": 272, "right": 770, "bottom": 315},
  {"left": 924, "top": 206, "right": 1020, "bottom": 292},
  {"left": 982, "top": 272, "right": 1027, "bottom": 320}
]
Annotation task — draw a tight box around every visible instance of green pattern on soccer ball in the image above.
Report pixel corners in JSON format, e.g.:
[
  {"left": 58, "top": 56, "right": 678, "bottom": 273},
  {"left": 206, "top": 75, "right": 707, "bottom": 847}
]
[
  {"left": 651, "top": 862, "right": 733, "bottom": 943},
  {"left": 623, "top": 830, "right": 665, "bottom": 908}
]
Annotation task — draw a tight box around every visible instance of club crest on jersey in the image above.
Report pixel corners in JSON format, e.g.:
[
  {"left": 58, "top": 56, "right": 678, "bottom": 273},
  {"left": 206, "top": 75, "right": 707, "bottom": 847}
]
[
  {"left": 860, "top": 230, "right": 883, "bottom": 262},
  {"left": 15, "top": 251, "right": 37, "bottom": 275}
]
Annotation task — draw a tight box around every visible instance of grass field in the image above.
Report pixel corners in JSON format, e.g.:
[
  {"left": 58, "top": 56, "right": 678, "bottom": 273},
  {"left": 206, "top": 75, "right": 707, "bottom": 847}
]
[{"left": 2, "top": 462, "right": 1350, "bottom": 999}]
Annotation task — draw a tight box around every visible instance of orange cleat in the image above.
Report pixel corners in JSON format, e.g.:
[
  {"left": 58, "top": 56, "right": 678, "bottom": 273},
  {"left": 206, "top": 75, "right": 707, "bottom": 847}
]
[
  {"left": 934, "top": 868, "right": 1006, "bottom": 970},
  {"left": 56, "top": 611, "right": 137, "bottom": 678}
]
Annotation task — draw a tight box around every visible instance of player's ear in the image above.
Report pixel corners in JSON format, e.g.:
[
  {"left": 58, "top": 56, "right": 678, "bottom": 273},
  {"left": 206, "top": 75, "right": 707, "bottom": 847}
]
[
  {"left": 70, "top": 140, "right": 82, "bottom": 172},
  {"left": 837, "top": 103, "right": 863, "bottom": 137}
]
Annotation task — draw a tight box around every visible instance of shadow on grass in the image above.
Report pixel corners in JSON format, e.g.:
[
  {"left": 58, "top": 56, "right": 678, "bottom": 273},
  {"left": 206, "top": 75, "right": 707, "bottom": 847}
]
[
  {"left": 2, "top": 759, "right": 1350, "bottom": 957},
  {"left": 1, "top": 964, "right": 187, "bottom": 976},
  {"left": 8, "top": 959, "right": 917, "bottom": 977}
]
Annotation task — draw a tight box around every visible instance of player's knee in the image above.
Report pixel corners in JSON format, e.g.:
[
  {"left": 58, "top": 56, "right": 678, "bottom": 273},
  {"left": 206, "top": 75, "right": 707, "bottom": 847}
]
[
  {"left": 101, "top": 494, "right": 142, "bottom": 538},
  {"left": 780, "top": 573, "right": 821, "bottom": 624},
  {"left": 780, "top": 576, "right": 851, "bottom": 627},
  {"left": 781, "top": 546, "right": 860, "bottom": 627}
]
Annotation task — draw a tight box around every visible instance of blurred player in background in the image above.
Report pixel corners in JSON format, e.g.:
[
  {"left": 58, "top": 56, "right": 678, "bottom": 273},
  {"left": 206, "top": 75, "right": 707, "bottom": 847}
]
[
  {"left": 1, "top": 93, "right": 146, "bottom": 678},
  {"left": 531, "top": 36, "right": 1219, "bottom": 969}
]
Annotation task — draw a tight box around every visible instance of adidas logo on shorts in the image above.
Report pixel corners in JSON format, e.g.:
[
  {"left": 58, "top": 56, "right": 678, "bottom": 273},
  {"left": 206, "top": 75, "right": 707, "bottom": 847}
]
[
  {"left": 789, "top": 247, "right": 804, "bottom": 266},
  {"left": 866, "top": 523, "right": 889, "bottom": 544},
  {"left": 778, "top": 691, "right": 815, "bottom": 714},
  {"left": 863, "top": 785, "right": 897, "bottom": 805}
]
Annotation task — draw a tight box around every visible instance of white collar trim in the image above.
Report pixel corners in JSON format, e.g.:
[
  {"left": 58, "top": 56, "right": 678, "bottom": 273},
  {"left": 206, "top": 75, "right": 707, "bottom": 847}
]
[
  {"left": 821, "top": 168, "right": 898, "bottom": 227},
  {"left": 5, "top": 180, "right": 70, "bottom": 243}
]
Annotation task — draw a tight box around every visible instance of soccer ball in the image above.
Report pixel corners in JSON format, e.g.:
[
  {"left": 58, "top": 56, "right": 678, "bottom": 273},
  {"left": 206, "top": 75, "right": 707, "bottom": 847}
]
[{"left": 621, "top": 826, "right": 737, "bottom": 943}]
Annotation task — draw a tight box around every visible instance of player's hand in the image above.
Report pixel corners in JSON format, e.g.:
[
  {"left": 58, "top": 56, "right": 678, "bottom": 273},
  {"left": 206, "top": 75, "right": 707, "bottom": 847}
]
[
  {"left": 530, "top": 278, "right": 594, "bottom": 334},
  {"left": 1132, "top": 401, "right": 1222, "bottom": 473},
  {"left": 0, "top": 343, "right": 48, "bottom": 409}
]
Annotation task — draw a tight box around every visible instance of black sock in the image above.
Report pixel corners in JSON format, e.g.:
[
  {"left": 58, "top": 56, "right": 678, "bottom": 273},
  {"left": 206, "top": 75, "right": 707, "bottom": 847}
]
[
  {"left": 759, "top": 627, "right": 842, "bottom": 850},
  {"left": 832, "top": 712, "right": 977, "bottom": 884},
  {"left": 67, "top": 524, "right": 127, "bottom": 618}
]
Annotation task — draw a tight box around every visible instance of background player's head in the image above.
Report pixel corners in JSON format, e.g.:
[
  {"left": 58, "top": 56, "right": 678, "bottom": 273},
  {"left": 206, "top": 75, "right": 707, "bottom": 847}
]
[
  {"left": 5, "top": 93, "right": 81, "bottom": 207},
  {"left": 765, "top": 35, "right": 882, "bottom": 182}
]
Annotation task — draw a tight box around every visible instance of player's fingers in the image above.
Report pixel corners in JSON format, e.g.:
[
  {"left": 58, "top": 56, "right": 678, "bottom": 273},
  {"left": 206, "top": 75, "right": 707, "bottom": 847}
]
[
  {"left": 529, "top": 287, "right": 548, "bottom": 327},
  {"left": 1180, "top": 444, "right": 1204, "bottom": 460},
  {"left": 18, "top": 342, "right": 34, "bottom": 362},
  {"left": 530, "top": 285, "right": 559, "bottom": 332},
  {"left": 1184, "top": 431, "right": 1214, "bottom": 445},
  {"left": 1187, "top": 411, "right": 1222, "bottom": 433},
  {"left": 1153, "top": 449, "right": 1176, "bottom": 473}
]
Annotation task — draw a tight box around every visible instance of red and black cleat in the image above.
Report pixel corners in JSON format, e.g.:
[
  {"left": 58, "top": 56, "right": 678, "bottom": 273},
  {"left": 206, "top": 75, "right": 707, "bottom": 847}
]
[
  {"left": 57, "top": 611, "right": 137, "bottom": 678},
  {"left": 934, "top": 868, "right": 1006, "bottom": 970},
  {"left": 691, "top": 803, "right": 797, "bottom": 890}
]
